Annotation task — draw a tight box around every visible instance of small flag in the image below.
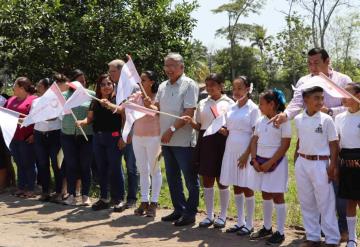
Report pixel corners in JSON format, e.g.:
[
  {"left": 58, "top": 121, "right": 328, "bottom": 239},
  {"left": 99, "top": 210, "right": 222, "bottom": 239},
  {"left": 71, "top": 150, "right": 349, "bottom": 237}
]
[
  {"left": 63, "top": 84, "right": 92, "bottom": 112},
  {"left": 22, "top": 83, "right": 65, "bottom": 127},
  {"left": 204, "top": 114, "right": 226, "bottom": 137},
  {"left": 116, "top": 57, "right": 141, "bottom": 105},
  {"left": 0, "top": 108, "right": 20, "bottom": 149}
]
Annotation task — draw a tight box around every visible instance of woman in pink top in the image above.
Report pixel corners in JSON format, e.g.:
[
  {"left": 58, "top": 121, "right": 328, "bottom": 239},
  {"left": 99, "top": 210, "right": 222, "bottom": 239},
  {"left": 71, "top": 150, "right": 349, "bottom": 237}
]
[
  {"left": 5, "top": 77, "right": 37, "bottom": 198},
  {"left": 132, "top": 71, "right": 161, "bottom": 217}
]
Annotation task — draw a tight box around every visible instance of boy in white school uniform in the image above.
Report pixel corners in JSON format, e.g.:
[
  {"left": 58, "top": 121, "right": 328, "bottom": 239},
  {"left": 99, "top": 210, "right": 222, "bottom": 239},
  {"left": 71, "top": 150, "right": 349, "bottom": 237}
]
[{"left": 294, "top": 86, "right": 340, "bottom": 247}]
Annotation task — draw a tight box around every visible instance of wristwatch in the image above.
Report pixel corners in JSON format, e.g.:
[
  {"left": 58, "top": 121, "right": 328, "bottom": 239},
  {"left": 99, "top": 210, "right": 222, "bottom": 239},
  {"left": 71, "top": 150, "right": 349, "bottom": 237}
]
[
  {"left": 327, "top": 108, "right": 334, "bottom": 117},
  {"left": 170, "top": 125, "right": 176, "bottom": 133}
]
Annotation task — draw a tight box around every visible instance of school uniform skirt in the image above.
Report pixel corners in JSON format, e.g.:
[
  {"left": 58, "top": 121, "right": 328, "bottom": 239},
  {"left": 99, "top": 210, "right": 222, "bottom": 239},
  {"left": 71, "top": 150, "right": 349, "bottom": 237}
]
[
  {"left": 194, "top": 130, "right": 227, "bottom": 177},
  {"left": 338, "top": 148, "right": 360, "bottom": 200},
  {"left": 220, "top": 131, "right": 256, "bottom": 187},
  {"left": 247, "top": 156, "right": 289, "bottom": 193}
]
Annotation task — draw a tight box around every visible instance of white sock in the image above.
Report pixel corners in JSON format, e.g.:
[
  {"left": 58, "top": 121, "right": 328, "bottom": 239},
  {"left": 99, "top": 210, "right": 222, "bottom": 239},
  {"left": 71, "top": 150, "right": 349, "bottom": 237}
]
[
  {"left": 235, "top": 193, "right": 245, "bottom": 227},
  {"left": 347, "top": 216, "right": 357, "bottom": 243},
  {"left": 263, "top": 199, "right": 273, "bottom": 230},
  {"left": 219, "top": 188, "right": 230, "bottom": 221},
  {"left": 204, "top": 187, "right": 214, "bottom": 220},
  {"left": 275, "top": 203, "right": 286, "bottom": 235},
  {"left": 245, "top": 196, "right": 255, "bottom": 230}
]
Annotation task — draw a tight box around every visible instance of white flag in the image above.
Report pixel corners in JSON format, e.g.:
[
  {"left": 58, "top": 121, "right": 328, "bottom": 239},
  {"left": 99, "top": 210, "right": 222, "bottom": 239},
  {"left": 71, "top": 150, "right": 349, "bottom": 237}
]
[
  {"left": 122, "top": 108, "right": 146, "bottom": 141},
  {"left": 22, "top": 83, "right": 65, "bottom": 127},
  {"left": 63, "top": 84, "right": 92, "bottom": 112},
  {"left": 0, "top": 108, "right": 20, "bottom": 149},
  {"left": 203, "top": 114, "right": 226, "bottom": 137},
  {"left": 295, "top": 75, "right": 351, "bottom": 99},
  {"left": 116, "top": 57, "right": 141, "bottom": 105}
]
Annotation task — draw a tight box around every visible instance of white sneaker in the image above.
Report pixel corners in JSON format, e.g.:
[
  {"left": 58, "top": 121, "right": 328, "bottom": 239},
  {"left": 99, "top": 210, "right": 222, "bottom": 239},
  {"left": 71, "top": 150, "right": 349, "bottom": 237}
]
[
  {"left": 82, "top": 196, "right": 91, "bottom": 206},
  {"left": 63, "top": 195, "right": 76, "bottom": 206}
]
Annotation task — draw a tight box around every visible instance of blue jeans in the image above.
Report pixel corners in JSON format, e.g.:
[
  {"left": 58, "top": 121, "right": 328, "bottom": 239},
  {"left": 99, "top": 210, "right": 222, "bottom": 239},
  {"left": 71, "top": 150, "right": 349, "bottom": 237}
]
[
  {"left": 93, "top": 132, "right": 125, "bottom": 201},
  {"left": 162, "top": 146, "right": 199, "bottom": 217},
  {"left": 333, "top": 181, "right": 348, "bottom": 233},
  {"left": 124, "top": 143, "right": 138, "bottom": 202},
  {"left": 34, "top": 130, "right": 62, "bottom": 194},
  {"left": 60, "top": 134, "right": 93, "bottom": 196},
  {"left": 10, "top": 140, "right": 36, "bottom": 191}
]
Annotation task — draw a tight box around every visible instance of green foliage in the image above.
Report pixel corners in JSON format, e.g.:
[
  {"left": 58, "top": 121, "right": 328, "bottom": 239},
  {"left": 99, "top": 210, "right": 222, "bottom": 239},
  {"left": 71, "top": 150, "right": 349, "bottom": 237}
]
[
  {"left": 0, "top": 0, "right": 198, "bottom": 84},
  {"left": 212, "top": 45, "right": 268, "bottom": 93},
  {"left": 272, "top": 14, "right": 312, "bottom": 91}
]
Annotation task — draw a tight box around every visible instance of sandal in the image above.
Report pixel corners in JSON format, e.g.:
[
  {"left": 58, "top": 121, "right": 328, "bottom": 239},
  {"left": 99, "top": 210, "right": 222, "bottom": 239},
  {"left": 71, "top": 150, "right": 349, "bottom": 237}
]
[
  {"left": 21, "top": 191, "right": 36, "bottom": 199},
  {"left": 213, "top": 217, "right": 226, "bottom": 228},
  {"left": 236, "top": 226, "right": 254, "bottom": 236},
  {"left": 199, "top": 217, "right": 214, "bottom": 228},
  {"left": 226, "top": 224, "right": 244, "bottom": 233},
  {"left": 13, "top": 190, "right": 25, "bottom": 197}
]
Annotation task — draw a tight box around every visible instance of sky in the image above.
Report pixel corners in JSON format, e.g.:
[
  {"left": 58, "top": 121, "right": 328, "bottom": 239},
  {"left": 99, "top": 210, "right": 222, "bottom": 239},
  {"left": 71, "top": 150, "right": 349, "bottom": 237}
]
[{"left": 190, "top": 0, "right": 295, "bottom": 51}]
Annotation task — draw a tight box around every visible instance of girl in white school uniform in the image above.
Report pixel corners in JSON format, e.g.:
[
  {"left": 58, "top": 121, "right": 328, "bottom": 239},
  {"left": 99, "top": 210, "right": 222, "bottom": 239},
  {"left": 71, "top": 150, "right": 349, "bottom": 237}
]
[
  {"left": 219, "top": 76, "right": 261, "bottom": 236},
  {"left": 335, "top": 83, "right": 360, "bottom": 247},
  {"left": 248, "top": 89, "right": 291, "bottom": 244}
]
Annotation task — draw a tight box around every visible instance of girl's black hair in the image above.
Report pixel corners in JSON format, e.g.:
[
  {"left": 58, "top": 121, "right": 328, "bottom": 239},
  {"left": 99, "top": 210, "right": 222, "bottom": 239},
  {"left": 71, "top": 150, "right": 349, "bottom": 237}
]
[
  {"left": 38, "top": 78, "right": 51, "bottom": 89},
  {"left": 260, "top": 89, "right": 286, "bottom": 113},
  {"left": 143, "top": 70, "right": 159, "bottom": 94},
  {"left": 347, "top": 82, "right": 360, "bottom": 94},
  {"left": 15, "top": 77, "right": 36, "bottom": 94},
  {"left": 205, "top": 73, "right": 225, "bottom": 85},
  {"left": 71, "top": 69, "right": 84, "bottom": 81}
]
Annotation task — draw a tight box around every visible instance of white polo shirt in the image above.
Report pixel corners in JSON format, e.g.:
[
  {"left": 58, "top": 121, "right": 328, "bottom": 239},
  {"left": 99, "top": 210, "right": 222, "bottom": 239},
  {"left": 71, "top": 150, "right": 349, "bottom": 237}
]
[
  {"left": 254, "top": 115, "right": 292, "bottom": 157},
  {"left": 195, "top": 94, "right": 234, "bottom": 130},
  {"left": 335, "top": 110, "right": 360, "bottom": 149},
  {"left": 295, "top": 111, "right": 338, "bottom": 156}
]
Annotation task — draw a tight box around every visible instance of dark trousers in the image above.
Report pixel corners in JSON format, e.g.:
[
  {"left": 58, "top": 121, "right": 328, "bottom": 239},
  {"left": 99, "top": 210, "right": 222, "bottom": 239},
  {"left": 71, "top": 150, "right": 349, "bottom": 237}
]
[
  {"left": 162, "top": 146, "right": 199, "bottom": 217},
  {"left": 124, "top": 143, "right": 138, "bottom": 202},
  {"left": 10, "top": 140, "right": 36, "bottom": 191},
  {"left": 34, "top": 130, "right": 62, "bottom": 194},
  {"left": 93, "top": 132, "right": 125, "bottom": 201},
  {"left": 61, "top": 134, "right": 93, "bottom": 196}
]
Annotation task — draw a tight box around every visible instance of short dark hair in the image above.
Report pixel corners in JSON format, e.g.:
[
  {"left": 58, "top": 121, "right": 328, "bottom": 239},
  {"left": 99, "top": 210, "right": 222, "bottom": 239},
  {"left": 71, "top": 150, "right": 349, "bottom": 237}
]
[
  {"left": 302, "top": 86, "right": 324, "bottom": 98},
  {"left": 205, "top": 73, "right": 225, "bottom": 85},
  {"left": 15, "top": 77, "right": 36, "bottom": 94},
  {"left": 53, "top": 73, "right": 69, "bottom": 84},
  {"left": 38, "top": 78, "right": 51, "bottom": 90},
  {"left": 308, "top": 48, "right": 329, "bottom": 62}
]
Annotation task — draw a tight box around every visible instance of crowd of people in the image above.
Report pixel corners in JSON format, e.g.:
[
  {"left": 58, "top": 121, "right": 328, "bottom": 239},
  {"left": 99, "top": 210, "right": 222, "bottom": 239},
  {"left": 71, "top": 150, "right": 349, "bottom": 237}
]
[{"left": 0, "top": 48, "right": 359, "bottom": 247}]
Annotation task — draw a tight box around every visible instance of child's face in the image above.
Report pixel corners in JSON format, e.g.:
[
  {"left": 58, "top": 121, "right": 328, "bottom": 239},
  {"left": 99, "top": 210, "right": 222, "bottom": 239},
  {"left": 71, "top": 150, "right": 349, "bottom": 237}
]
[
  {"left": 232, "top": 78, "right": 248, "bottom": 100},
  {"left": 304, "top": 91, "right": 324, "bottom": 112},
  {"left": 259, "top": 97, "right": 275, "bottom": 116},
  {"left": 205, "top": 79, "right": 222, "bottom": 98},
  {"left": 342, "top": 86, "right": 360, "bottom": 108}
]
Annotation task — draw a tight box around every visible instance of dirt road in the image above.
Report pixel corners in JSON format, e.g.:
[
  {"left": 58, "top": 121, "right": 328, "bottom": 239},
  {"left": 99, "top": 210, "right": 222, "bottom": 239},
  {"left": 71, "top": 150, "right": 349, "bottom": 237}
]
[{"left": 0, "top": 193, "right": 343, "bottom": 247}]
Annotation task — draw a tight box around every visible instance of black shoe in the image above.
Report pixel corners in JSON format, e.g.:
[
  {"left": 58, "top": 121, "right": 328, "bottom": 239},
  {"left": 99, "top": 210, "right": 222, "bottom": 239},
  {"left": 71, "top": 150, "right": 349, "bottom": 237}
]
[
  {"left": 125, "top": 199, "right": 137, "bottom": 209},
  {"left": 174, "top": 216, "right": 196, "bottom": 226},
  {"left": 250, "top": 226, "right": 273, "bottom": 240},
  {"left": 113, "top": 200, "right": 126, "bottom": 213},
  {"left": 266, "top": 231, "right": 285, "bottom": 245},
  {"left": 92, "top": 199, "right": 110, "bottom": 211},
  {"left": 161, "top": 212, "right": 182, "bottom": 222},
  {"left": 236, "top": 226, "right": 254, "bottom": 236}
]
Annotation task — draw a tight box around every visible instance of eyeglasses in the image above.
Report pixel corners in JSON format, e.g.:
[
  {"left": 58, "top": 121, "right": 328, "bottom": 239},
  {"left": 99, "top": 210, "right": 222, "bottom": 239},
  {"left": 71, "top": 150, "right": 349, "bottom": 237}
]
[{"left": 100, "top": 82, "right": 113, "bottom": 87}]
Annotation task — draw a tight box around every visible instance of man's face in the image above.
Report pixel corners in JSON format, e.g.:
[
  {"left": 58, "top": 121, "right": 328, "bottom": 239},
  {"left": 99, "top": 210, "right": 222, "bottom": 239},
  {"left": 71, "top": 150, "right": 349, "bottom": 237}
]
[
  {"left": 307, "top": 54, "right": 329, "bottom": 75},
  {"left": 108, "top": 65, "right": 120, "bottom": 83},
  {"left": 304, "top": 91, "right": 324, "bottom": 113},
  {"left": 164, "top": 59, "right": 183, "bottom": 82}
]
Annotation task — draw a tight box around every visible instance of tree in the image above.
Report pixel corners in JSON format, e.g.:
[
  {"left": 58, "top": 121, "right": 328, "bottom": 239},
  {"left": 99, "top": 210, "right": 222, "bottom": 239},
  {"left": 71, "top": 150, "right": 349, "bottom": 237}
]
[
  {"left": 212, "top": 0, "right": 266, "bottom": 80},
  {"left": 212, "top": 45, "right": 268, "bottom": 93},
  {"left": 299, "top": 0, "right": 351, "bottom": 48},
  {"left": 185, "top": 39, "right": 210, "bottom": 83},
  {"left": 249, "top": 25, "right": 272, "bottom": 57},
  {"left": 0, "top": 0, "right": 198, "bottom": 84}
]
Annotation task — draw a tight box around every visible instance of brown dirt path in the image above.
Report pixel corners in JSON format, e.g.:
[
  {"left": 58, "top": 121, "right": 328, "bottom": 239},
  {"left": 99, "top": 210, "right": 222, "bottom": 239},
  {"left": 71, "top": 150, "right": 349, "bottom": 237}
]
[{"left": 0, "top": 193, "right": 346, "bottom": 247}]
